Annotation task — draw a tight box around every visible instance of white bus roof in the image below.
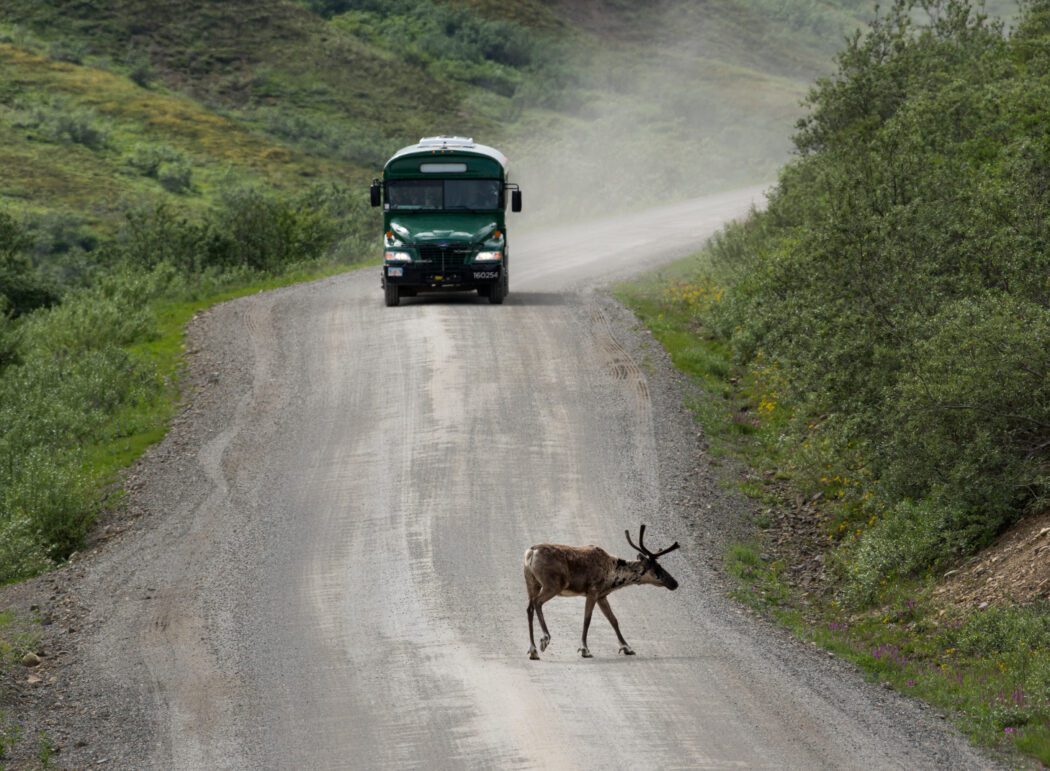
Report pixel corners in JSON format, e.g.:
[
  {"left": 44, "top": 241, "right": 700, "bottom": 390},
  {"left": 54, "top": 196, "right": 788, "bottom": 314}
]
[{"left": 386, "top": 136, "right": 509, "bottom": 170}]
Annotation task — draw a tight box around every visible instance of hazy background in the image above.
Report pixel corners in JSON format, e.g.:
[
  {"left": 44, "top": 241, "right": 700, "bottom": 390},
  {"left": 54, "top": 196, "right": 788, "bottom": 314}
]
[{"left": 0, "top": 0, "right": 1022, "bottom": 235}]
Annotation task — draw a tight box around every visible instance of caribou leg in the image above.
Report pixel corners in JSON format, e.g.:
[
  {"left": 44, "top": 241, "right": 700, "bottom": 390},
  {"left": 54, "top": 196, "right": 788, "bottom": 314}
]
[
  {"left": 532, "top": 587, "right": 559, "bottom": 654},
  {"left": 527, "top": 600, "right": 540, "bottom": 660},
  {"left": 578, "top": 595, "right": 596, "bottom": 658},
  {"left": 598, "top": 597, "right": 634, "bottom": 655}
]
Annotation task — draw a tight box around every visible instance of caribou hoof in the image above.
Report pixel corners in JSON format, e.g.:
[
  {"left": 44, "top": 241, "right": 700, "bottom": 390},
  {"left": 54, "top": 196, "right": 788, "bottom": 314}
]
[
  {"left": 540, "top": 635, "right": 550, "bottom": 652},
  {"left": 618, "top": 645, "right": 636, "bottom": 656},
  {"left": 578, "top": 646, "right": 593, "bottom": 658},
  {"left": 528, "top": 646, "right": 540, "bottom": 661}
]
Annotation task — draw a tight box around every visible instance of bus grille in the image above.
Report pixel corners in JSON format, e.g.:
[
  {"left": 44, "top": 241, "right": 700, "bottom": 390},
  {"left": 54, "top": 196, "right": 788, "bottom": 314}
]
[{"left": 417, "top": 245, "right": 473, "bottom": 269}]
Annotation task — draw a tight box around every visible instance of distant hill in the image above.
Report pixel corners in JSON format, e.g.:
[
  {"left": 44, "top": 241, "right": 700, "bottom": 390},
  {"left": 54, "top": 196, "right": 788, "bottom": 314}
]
[{"left": 0, "top": 0, "right": 880, "bottom": 236}]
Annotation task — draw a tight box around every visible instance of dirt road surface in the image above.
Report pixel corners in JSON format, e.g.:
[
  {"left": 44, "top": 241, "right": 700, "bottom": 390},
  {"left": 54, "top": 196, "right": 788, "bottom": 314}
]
[{"left": 44, "top": 188, "right": 998, "bottom": 768}]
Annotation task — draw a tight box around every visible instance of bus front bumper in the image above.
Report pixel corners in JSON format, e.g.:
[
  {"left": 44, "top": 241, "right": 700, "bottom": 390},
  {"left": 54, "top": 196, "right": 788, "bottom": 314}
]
[{"left": 382, "top": 263, "right": 502, "bottom": 289}]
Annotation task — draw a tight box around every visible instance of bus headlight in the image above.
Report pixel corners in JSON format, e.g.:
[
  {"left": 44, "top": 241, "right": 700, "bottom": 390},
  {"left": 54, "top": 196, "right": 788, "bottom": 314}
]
[
  {"left": 384, "top": 251, "right": 411, "bottom": 262},
  {"left": 475, "top": 251, "right": 502, "bottom": 262}
]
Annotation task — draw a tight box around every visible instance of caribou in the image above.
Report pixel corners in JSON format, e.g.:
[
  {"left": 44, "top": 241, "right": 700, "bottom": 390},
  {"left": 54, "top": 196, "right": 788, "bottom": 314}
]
[{"left": 523, "top": 524, "right": 680, "bottom": 660}]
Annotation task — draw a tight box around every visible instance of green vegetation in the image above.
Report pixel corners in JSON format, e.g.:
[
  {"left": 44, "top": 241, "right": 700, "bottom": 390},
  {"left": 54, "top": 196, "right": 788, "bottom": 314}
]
[
  {"left": 623, "top": 265, "right": 1050, "bottom": 762},
  {"left": 0, "top": 609, "right": 38, "bottom": 763},
  {"left": 0, "top": 193, "right": 372, "bottom": 585},
  {"left": 709, "top": 0, "right": 1049, "bottom": 602},
  {"left": 0, "top": 609, "right": 39, "bottom": 670},
  {"left": 631, "top": 0, "right": 1049, "bottom": 599},
  {"left": 0, "top": 0, "right": 877, "bottom": 225},
  {"left": 619, "top": 0, "right": 1049, "bottom": 761}
]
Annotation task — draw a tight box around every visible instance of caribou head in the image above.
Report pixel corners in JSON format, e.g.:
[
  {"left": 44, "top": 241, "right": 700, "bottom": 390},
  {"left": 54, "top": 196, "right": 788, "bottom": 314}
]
[{"left": 625, "top": 524, "right": 680, "bottom": 591}]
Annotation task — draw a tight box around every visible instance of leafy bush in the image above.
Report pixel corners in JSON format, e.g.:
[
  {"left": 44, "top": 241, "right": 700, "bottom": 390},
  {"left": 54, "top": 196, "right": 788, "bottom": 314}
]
[
  {"left": 115, "top": 184, "right": 363, "bottom": 276},
  {"left": 124, "top": 143, "right": 185, "bottom": 177},
  {"left": 2, "top": 448, "right": 98, "bottom": 561},
  {"left": 209, "top": 187, "right": 337, "bottom": 272},
  {"left": 322, "top": 0, "right": 540, "bottom": 91},
  {"left": 124, "top": 144, "right": 194, "bottom": 193},
  {"left": 944, "top": 605, "right": 1050, "bottom": 658},
  {"left": 47, "top": 38, "right": 86, "bottom": 64},
  {"left": 0, "top": 261, "right": 58, "bottom": 318},
  {"left": 696, "top": 0, "right": 1050, "bottom": 600},
  {"left": 0, "top": 268, "right": 169, "bottom": 580},
  {"left": 46, "top": 107, "right": 107, "bottom": 148},
  {"left": 157, "top": 159, "right": 193, "bottom": 193},
  {"left": 0, "top": 210, "right": 58, "bottom": 317},
  {"left": 11, "top": 96, "right": 108, "bottom": 149},
  {"left": 260, "top": 111, "right": 391, "bottom": 166},
  {"left": 18, "top": 277, "right": 155, "bottom": 357},
  {"left": 0, "top": 308, "right": 19, "bottom": 370},
  {"left": 843, "top": 500, "right": 960, "bottom": 604},
  {"left": 126, "top": 54, "right": 156, "bottom": 88}
]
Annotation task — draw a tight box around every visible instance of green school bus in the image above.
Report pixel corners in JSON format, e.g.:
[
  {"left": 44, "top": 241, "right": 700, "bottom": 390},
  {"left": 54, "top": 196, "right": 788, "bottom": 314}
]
[{"left": 370, "top": 136, "right": 522, "bottom": 306}]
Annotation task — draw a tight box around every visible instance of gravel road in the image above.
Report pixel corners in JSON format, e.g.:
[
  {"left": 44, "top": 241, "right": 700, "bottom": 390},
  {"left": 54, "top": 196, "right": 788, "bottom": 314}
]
[{"left": 7, "top": 187, "right": 1001, "bottom": 769}]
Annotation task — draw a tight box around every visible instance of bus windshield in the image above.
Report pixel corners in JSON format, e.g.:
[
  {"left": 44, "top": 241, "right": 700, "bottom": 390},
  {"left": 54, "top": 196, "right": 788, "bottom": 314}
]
[{"left": 387, "top": 179, "right": 501, "bottom": 211}]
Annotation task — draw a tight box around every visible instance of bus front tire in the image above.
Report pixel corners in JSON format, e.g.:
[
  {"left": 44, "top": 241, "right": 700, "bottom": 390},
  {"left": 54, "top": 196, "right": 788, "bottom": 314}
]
[{"left": 488, "top": 273, "right": 507, "bottom": 305}]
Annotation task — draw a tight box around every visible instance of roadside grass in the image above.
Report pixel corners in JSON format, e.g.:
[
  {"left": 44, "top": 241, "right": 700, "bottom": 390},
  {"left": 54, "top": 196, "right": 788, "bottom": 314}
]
[
  {"left": 0, "top": 256, "right": 372, "bottom": 587},
  {"left": 0, "top": 609, "right": 39, "bottom": 763},
  {"left": 82, "top": 258, "right": 366, "bottom": 488},
  {"left": 615, "top": 263, "right": 789, "bottom": 466},
  {"left": 616, "top": 259, "right": 1050, "bottom": 765},
  {"left": 0, "top": 609, "right": 39, "bottom": 669}
]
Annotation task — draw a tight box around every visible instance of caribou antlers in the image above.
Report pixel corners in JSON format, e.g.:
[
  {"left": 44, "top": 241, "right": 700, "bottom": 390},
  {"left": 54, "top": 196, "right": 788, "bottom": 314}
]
[{"left": 625, "top": 524, "right": 680, "bottom": 559}]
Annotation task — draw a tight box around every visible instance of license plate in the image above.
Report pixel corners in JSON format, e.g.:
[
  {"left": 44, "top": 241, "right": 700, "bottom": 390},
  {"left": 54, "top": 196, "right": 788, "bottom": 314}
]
[
  {"left": 473, "top": 271, "right": 498, "bottom": 279},
  {"left": 387, "top": 267, "right": 403, "bottom": 277}
]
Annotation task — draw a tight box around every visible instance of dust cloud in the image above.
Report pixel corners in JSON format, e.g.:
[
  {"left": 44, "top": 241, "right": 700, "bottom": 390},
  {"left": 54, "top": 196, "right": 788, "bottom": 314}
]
[{"left": 502, "top": 1, "right": 854, "bottom": 224}]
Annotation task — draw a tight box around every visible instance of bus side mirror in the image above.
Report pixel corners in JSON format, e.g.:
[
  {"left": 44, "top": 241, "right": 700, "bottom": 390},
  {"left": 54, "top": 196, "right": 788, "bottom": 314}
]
[
  {"left": 370, "top": 181, "right": 381, "bottom": 208},
  {"left": 511, "top": 190, "right": 522, "bottom": 213}
]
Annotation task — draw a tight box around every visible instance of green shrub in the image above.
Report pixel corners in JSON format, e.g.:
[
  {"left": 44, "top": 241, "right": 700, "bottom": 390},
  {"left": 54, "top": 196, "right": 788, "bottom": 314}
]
[
  {"left": 47, "top": 38, "right": 86, "bottom": 64},
  {"left": 886, "top": 295, "right": 1050, "bottom": 525},
  {"left": 207, "top": 187, "right": 339, "bottom": 272},
  {"left": 124, "top": 143, "right": 186, "bottom": 178},
  {"left": 114, "top": 204, "right": 206, "bottom": 274},
  {"left": 12, "top": 96, "right": 109, "bottom": 149},
  {"left": 125, "top": 145, "right": 194, "bottom": 193},
  {"left": 21, "top": 211, "right": 102, "bottom": 288},
  {"left": 0, "top": 210, "right": 58, "bottom": 316},
  {"left": 943, "top": 605, "right": 1050, "bottom": 658},
  {"left": 260, "top": 111, "right": 391, "bottom": 166},
  {"left": 0, "top": 512, "right": 49, "bottom": 585},
  {"left": 843, "top": 499, "right": 958, "bottom": 604},
  {"left": 695, "top": 0, "right": 1050, "bottom": 599},
  {"left": 116, "top": 186, "right": 368, "bottom": 277},
  {"left": 2, "top": 448, "right": 97, "bottom": 561},
  {"left": 48, "top": 106, "right": 107, "bottom": 148},
  {"left": 126, "top": 54, "right": 156, "bottom": 87},
  {"left": 157, "top": 159, "right": 193, "bottom": 194},
  {"left": 0, "top": 309, "right": 19, "bottom": 370},
  {"left": 17, "top": 270, "right": 160, "bottom": 356},
  {"left": 0, "top": 260, "right": 58, "bottom": 318},
  {"left": 0, "top": 269, "right": 165, "bottom": 575}
]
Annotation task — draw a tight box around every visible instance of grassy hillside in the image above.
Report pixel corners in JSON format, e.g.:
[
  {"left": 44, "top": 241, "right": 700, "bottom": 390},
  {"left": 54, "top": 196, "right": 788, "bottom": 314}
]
[{"left": 0, "top": 0, "right": 873, "bottom": 229}]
